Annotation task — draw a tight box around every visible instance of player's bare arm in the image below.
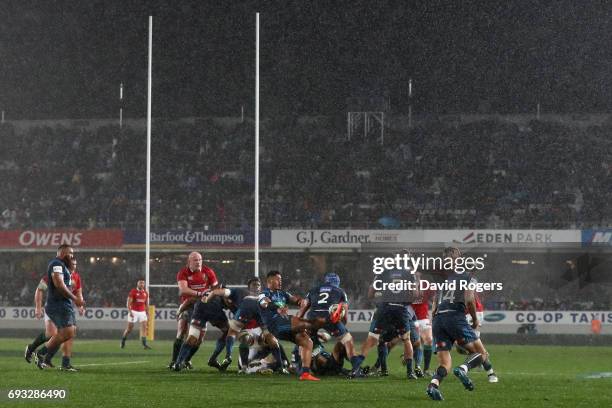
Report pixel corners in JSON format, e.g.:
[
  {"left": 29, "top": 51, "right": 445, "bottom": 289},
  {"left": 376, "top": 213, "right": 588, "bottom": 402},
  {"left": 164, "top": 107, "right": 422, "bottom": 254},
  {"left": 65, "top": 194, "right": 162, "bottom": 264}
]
[
  {"left": 34, "top": 280, "right": 46, "bottom": 319},
  {"left": 288, "top": 294, "right": 304, "bottom": 307},
  {"left": 296, "top": 298, "right": 310, "bottom": 318},
  {"left": 464, "top": 289, "right": 478, "bottom": 329},
  {"left": 76, "top": 287, "right": 85, "bottom": 316},
  {"left": 178, "top": 280, "right": 208, "bottom": 298},
  {"left": 177, "top": 297, "right": 199, "bottom": 317},
  {"left": 127, "top": 296, "right": 134, "bottom": 317},
  {"left": 204, "top": 288, "right": 230, "bottom": 303},
  {"left": 51, "top": 272, "right": 83, "bottom": 307}
]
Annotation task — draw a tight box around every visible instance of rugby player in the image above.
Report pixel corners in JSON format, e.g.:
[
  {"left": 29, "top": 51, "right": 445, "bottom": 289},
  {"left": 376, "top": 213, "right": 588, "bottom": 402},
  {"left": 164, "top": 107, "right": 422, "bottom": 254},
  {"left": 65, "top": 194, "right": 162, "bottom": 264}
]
[
  {"left": 426, "top": 247, "right": 498, "bottom": 401},
  {"left": 168, "top": 251, "right": 219, "bottom": 369},
  {"left": 351, "top": 265, "right": 420, "bottom": 379},
  {"left": 33, "top": 245, "right": 85, "bottom": 370},
  {"left": 202, "top": 277, "right": 289, "bottom": 372},
  {"left": 172, "top": 287, "right": 230, "bottom": 372},
  {"left": 25, "top": 257, "right": 84, "bottom": 371},
  {"left": 297, "top": 272, "right": 361, "bottom": 372},
  {"left": 258, "top": 270, "right": 337, "bottom": 381},
  {"left": 296, "top": 335, "right": 350, "bottom": 377},
  {"left": 457, "top": 281, "right": 498, "bottom": 383},
  {"left": 412, "top": 288, "right": 434, "bottom": 377},
  {"left": 236, "top": 329, "right": 291, "bottom": 374},
  {"left": 120, "top": 280, "right": 151, "bottom": 350}
]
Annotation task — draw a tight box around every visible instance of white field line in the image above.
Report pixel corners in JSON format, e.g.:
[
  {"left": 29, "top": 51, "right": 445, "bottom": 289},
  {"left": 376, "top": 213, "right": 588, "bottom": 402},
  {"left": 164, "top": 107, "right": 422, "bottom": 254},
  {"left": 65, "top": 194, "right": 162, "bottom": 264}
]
[{"left": 77, "top": 361, "right": 149, "bottom": 367}]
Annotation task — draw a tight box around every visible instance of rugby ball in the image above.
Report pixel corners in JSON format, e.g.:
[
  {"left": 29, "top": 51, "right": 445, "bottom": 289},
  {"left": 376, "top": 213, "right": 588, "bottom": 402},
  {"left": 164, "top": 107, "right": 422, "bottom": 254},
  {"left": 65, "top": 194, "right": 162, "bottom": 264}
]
[{"left": 328, "top": 303, "right": 346, "bottom": 320}]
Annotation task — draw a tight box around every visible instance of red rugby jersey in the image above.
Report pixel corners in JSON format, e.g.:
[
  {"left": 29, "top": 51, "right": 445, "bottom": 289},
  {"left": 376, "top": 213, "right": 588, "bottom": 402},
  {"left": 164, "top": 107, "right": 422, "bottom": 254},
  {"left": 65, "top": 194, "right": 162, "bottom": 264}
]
[
  {"left": 412, "top": 289, "right": 433, "bottom": 320},
  {"left": 42, "top": 271, "right": 81, "bottom": 297},
  {"left": 176, "top": 265, "right": 218, "bottom": 303},
  {"left": 128, "top": 288, "right": 149, "bottom": 312},
  {"left": 70, "top": 271, "right": 82, "bottom": 297},
  {"left": 464, "top": 293, "right": 485, "bottom": 314}
]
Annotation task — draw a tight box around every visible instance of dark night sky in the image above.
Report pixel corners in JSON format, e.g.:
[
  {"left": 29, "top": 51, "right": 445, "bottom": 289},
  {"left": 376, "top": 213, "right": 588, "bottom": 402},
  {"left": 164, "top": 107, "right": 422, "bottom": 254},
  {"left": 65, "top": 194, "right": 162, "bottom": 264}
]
[{"left": 2, "top": 0, "right": 612, "bottom": 119}]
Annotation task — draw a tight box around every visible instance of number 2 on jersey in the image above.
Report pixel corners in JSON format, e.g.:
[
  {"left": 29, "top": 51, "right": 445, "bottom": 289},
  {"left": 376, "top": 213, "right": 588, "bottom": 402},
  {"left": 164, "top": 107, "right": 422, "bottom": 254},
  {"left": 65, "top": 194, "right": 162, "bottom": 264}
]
[{"left": 318, "top": 292, "right": 330, "bottom": 304}]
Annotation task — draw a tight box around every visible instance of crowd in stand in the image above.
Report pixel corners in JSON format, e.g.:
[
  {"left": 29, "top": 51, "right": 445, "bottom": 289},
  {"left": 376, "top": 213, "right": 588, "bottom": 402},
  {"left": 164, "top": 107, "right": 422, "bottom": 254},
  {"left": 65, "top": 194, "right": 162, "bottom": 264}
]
[{"left": 1, "top": 117, "right": 611, "bottom": 230}]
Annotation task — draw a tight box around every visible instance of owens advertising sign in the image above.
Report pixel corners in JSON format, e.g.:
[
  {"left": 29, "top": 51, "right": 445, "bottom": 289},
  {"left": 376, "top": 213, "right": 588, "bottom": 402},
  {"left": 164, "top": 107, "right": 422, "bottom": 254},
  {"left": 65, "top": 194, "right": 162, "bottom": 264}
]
[{"left": 0, "top": 230, "right": 124, "bottom": 248}]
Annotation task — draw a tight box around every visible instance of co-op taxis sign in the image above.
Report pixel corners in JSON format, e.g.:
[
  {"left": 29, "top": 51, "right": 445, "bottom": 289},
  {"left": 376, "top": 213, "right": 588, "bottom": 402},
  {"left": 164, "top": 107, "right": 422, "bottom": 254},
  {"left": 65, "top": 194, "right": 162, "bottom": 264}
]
[
  {"left": 271, "top": 229, "right": 580, "bottom": 248},
  {"left": 0, "top": 230, "right": 124, "bottom": 249}
]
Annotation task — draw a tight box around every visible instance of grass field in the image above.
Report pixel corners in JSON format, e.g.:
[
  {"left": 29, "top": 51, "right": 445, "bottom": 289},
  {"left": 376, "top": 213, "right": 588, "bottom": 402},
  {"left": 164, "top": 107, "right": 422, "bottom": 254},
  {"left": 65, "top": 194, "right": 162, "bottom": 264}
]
[{"left": 1, "top": 339, "right": 612, "bottom": 407}]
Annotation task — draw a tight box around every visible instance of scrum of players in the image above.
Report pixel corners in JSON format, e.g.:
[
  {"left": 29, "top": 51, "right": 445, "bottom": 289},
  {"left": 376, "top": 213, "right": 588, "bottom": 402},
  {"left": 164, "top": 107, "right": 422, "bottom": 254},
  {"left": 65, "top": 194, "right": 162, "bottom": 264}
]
[
  {"left": 166, "top": 247, "right": 499, "bottom": 395},
  {"left": 26, "top": 245, "right": 499, "bottom": 398}
]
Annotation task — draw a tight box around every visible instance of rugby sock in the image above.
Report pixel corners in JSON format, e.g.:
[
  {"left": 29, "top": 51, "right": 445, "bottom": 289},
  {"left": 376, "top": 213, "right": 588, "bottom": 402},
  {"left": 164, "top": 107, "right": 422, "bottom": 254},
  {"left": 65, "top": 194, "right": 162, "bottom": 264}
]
[
  {"left": 460, "top": 353, "right": 483, "bottom": 372},
  {"left": 238, "top": 344, "right": 249, "bottom": 369},
  {"left": 423, "top": 345, "right": 433, "bottom": 370},
  {"left": 176, "top": 344, "right": 193, "bottom": 365},
  {"left": 120, "top": 336, "right": 127, "bottom": 347},
  {"left": 279, "top": 344, "right": 290, "bottom": 367},
  {"left": 186, "top": 344, "right": 199, "bottom": 362},
  {"left": 225, "top": 336, "right": 235, "bottom": 359},
  {"left": 271, "top": 346, "right": 284, "bottom": 369},
  {"left": 292, "top": 346, "right": 301, "bottom": 367},
  {"left": 482, "top": 358, "right": 494, "bottom": 374},
  {"left": 431, "top": 366, "right": 448, "bottom": 386},
  {"left": 414, "top": 345, "right": 423, "bottom": 367},
  {"left": 377, "top": 344, "right": 388, "bottom": 372},
  {"left": 141, "top": 337, "right": 148, "bottom": 347},
  {"left": 209, "top": 338, "right": 225, "bottom": 361},
  {"left": 354, "top": 354, "right": 365, "bottom": 368},
  {"left": 171, "top": 338, "right": 183, "bottom": 363},
  {"left": 349, "top": 356, "right": 362, "bottom": 370},
  {"left": 44, "top": 345, "right": 60, "bottom": 364},
  {"left": 38, "top": 345, "right": 48, "bottom": 356},
  {"left": 61, "top": 356, "right": 70, "bottom": 368},
  {"left": 299, "top": 366, "right": 311, "bottom": 375},
  {"left": 29, "top": 332, "right": 48, "bottom": 350},
  {"left": 373, "top": 357, "right": 381, "bottom": 370},
  {"left": 405, "top": 358, "right": 414, "bottom": 375}
]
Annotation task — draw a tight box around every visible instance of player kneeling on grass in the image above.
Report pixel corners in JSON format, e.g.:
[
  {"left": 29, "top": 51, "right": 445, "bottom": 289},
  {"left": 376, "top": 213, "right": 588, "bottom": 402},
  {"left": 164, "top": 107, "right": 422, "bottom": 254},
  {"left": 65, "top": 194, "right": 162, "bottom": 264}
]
[
  {"left": 120, "top": 280, "right": 151, "bottom": 350},
  {"left": 258, "top": 270, "right": 342, "bottom": 381},
  {"left": 293, "top": 331, "right": 351, "bottom": 377},
  {"left": 172, "top": 290, "right": 231, "bottom": 372},
  {"left": 426, "top": 248, "right": 498, "bottom": 401},
  {"left": 236, "top": 328, "right": 291, "bottom": 374}
]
